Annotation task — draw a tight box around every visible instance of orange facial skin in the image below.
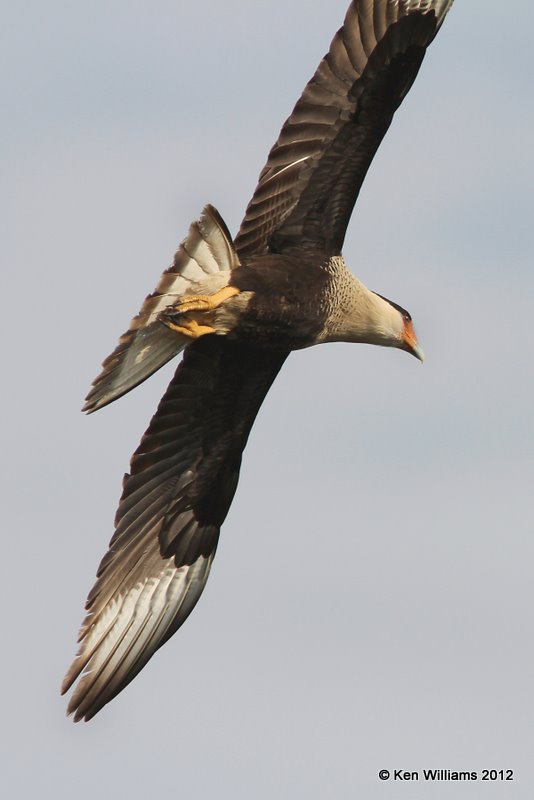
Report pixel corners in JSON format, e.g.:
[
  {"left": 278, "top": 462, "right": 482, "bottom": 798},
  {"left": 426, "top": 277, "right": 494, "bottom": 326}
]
[{"left": 402, "top": 318, "right": 424, "bottom": 362}]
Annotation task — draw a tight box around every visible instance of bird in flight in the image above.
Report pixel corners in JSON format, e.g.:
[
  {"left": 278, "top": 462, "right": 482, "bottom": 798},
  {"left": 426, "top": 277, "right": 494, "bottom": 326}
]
[{"left": 63, "top": 0, "right": 454, "bottom": 721}]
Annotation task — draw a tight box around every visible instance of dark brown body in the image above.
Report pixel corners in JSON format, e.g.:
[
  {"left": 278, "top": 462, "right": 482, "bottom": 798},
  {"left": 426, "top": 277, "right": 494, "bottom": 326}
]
[{"left": 229, "top": 255, "right": 332, "bottom": 349}]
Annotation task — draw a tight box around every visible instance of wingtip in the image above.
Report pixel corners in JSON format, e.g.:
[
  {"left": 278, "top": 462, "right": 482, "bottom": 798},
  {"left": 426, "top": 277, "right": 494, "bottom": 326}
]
[
  {"left": 61, "top": 673, "right": 86, "bottom": 722},
  {"left": 81, "top": 393, "right": 107, "bottom": 414},
  {"left": 60, "top": 663, "right": 79, "bottom": 698},
  {"left": 81, "top": 399, "right": 98, "bottom": 414}
]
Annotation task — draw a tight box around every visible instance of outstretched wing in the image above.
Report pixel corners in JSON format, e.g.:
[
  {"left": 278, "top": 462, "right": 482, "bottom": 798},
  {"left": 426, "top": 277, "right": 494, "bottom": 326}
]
[
  {"left": 235, "top": 0, "right": 453, "bottom": 258},
  {"left": 63, "top": 337, "right": 287, "bottom": 721}
]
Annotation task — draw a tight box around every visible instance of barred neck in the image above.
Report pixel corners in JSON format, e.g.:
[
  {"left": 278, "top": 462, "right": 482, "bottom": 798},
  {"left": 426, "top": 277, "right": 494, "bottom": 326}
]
[{"left": 321, "top": 264, "right": 405, "bottom": 347}]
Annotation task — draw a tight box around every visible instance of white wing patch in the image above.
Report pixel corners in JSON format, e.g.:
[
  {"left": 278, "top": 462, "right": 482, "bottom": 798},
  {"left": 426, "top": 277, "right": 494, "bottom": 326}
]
[{"left": 63, "top": 555, "right": 213, "bottom": 721}]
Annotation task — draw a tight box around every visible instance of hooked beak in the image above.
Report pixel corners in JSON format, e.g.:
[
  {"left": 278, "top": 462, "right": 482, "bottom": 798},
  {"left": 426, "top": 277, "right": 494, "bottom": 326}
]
[{"left": 402, "top": 319, "right": 425, "bottom": 363}]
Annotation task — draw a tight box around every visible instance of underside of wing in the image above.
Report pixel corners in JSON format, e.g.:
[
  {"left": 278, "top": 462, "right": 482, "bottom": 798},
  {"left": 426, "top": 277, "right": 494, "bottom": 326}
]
[
  {"left": 234, "top": 0, "right": 453, "bottom": 258},
  {"left": 84, "top": 205, "right": 240, "bottom": 413},
  {"left": 63, "top": 336, "right": 287, "bottom": 721}
]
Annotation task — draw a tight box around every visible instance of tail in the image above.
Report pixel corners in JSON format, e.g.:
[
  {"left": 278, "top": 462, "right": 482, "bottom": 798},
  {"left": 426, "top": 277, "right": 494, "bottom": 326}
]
[{"left": 83, "top": 205, "right": 240, "bottom": 413}]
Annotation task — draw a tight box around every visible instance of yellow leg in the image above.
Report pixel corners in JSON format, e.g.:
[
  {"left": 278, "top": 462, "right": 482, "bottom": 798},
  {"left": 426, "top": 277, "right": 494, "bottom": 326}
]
[
  {"left": 173, "top": 285, "right": 240, "bottom": 314},
  {"left": 164, "top": 317, "right": 216, "bottom": 338}
]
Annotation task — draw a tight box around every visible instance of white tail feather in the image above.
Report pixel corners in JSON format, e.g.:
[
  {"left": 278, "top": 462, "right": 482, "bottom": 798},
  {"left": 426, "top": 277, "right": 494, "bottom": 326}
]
[{"left": 83, "top": 205, "right": 239, "bottom": 413}]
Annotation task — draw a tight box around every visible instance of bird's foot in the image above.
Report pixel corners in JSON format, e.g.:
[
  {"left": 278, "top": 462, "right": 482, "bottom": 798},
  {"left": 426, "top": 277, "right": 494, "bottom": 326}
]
[
  {"left": 171, "top": 285, "right": 240, "bottom": 315},
  {"left": 162, "top": 315, "right": 216, "bottom": 338},
  {"left": 159, "top": 285, "right": 240, "bottom": 338}
]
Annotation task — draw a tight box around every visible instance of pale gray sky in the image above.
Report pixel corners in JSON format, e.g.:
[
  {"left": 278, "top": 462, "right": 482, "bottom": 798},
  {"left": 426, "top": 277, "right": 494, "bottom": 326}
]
[{"left": 3, "top": 1, "right": 534, "bottom": 797}]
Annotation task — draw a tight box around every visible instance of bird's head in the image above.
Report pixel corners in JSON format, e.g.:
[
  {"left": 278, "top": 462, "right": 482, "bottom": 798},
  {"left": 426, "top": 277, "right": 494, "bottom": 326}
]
[{"left": 371, "top": 292, "right": 424, "bottom": 362}]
